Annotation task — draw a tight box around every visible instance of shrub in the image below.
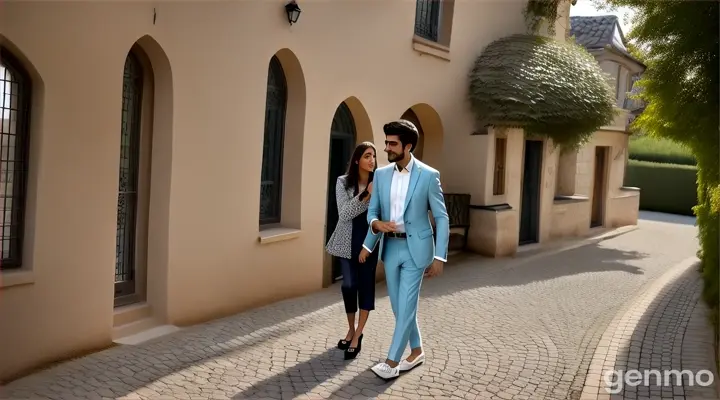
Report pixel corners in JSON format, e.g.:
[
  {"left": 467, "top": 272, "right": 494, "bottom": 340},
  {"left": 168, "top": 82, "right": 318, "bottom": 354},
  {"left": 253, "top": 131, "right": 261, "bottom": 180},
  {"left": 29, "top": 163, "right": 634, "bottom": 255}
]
[
  {"left": 625, "top": 160, "right": 698, "bottom": 216},
  {"left": 693, "top": 147, "right": 720, "bottom": 327},
  {"left": 467, "top": 34, "right": 616, "bottom": 150},
  {"left": 695, "top": 198, "right": 719, "bottom": 309},
  {"left": 629, "top": 135, "right": 696, "bottom": 165}
]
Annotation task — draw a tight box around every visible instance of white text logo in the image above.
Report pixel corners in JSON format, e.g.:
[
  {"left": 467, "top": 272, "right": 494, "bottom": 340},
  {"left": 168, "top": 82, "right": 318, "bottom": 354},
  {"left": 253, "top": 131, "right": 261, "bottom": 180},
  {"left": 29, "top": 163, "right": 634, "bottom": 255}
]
[{"left": 602, "top": 369, "right": 714, "bottom": 394}]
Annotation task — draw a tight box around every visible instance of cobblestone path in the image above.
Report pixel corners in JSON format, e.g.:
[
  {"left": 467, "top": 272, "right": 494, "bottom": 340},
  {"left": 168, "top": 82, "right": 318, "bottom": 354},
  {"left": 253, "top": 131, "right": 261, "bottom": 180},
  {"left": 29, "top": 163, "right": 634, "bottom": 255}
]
[
  {"left": 1, "top": 211, "right": 714, "bottom": 400},
  {"left": 580, "top": 254, "right": 718, "bottom": 399}
]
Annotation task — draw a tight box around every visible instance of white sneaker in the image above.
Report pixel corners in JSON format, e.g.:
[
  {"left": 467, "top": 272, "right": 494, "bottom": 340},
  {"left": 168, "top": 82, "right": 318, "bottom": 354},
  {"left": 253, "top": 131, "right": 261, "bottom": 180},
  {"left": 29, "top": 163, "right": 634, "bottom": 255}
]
[
  {"left": 398, "top": 352, "right": 425, "bottom": 372},
  {"left": 371, "top": 362, "right": 400, "bottom": 380}
]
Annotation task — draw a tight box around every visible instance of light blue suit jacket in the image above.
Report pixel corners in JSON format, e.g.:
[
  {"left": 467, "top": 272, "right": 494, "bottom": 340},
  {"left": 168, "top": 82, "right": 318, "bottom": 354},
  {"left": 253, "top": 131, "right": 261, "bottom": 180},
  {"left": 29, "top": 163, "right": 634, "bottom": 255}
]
[{"left": 362, "top": 156, "right": 450, "bottom": 269}]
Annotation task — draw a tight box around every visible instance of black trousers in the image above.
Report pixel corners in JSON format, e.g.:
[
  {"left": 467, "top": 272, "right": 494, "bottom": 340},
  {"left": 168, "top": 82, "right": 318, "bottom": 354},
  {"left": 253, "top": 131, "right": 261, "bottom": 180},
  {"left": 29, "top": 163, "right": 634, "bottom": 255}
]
[{"left": 340, "top": 257, "right": 377, "bottom": 313}]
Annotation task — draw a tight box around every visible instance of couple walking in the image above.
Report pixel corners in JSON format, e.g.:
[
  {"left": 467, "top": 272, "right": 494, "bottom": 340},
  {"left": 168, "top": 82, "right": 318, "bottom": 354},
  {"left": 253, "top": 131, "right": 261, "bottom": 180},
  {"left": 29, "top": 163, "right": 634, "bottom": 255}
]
[{"left": 325, "top": 119, "right": 450, "bottom": 381}]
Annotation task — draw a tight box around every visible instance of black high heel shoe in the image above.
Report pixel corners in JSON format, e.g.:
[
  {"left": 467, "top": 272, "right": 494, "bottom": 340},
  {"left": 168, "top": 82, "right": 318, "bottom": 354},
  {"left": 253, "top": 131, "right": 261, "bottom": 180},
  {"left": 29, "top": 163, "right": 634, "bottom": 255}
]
[
  {"left": 337, "top": 334, "right": 353, "bottom": 350},
  {"left": 337, "top": 339, "right": 350, "bottom": 350},
  {"left": 344, "top": 334, "right": 363, "bottom": 360}
]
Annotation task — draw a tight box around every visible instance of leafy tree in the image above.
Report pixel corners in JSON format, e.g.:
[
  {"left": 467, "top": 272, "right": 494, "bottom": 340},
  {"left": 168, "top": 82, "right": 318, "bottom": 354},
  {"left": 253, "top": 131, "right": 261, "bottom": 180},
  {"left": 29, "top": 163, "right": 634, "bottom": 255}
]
[
  {"left": 624, "top": 41, "right": 644, "bottom": 62},
  {"left": 594, "top": 0, "right": 719, "bottom": 318}
]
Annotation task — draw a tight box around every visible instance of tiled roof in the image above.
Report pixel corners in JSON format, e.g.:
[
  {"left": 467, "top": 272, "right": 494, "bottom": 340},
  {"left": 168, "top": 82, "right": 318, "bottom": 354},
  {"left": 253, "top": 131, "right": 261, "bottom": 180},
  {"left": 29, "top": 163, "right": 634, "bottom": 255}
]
[
  {"left": 569, "top": 15, "right": 626, "bottom": 52},
  {"left": 569, "top": 15, "right": 646, "bottom": 69}
]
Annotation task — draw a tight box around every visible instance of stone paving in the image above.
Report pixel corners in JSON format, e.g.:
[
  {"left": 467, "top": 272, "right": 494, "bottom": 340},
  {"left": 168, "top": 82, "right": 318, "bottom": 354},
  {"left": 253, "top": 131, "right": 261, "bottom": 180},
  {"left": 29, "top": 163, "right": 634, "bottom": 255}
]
[
  {"left": 0, "top": 211, "right": 715, "bottom": 400},
  {"left": 581, "top": 255, "right": 719, "bottom": 400}
]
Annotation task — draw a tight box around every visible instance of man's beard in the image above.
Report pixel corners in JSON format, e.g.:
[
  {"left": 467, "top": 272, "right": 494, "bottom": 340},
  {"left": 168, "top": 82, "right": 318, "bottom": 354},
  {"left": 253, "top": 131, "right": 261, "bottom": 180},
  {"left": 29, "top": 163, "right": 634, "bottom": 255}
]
[{"left": 388, "top": 151, "right": 404, "bottom": 162}]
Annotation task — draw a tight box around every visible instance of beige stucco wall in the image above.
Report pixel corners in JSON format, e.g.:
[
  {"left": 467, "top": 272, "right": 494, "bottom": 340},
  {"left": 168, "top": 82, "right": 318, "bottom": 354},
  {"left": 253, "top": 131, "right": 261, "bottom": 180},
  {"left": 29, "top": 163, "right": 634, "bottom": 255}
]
[
  {"left": 466, "top": 127, "right": 525, "bottom": 257},
  {"left": 467, "top": 128, "right": 557, "bottom": 256},
  {"left": 550, "top": 129, "right": 638, "bottom": 239},
  {"left": 464, "top": 0, "right": 643, "bottom": 258},
  {"left": 467, "top": 125, "right": 638, "bottom": 257},
  {"left": 0, "top": 0, "right": 541, "bottom": 382},
  {"left": 598, "top": 54, "right": 645, "bottom": 109}
]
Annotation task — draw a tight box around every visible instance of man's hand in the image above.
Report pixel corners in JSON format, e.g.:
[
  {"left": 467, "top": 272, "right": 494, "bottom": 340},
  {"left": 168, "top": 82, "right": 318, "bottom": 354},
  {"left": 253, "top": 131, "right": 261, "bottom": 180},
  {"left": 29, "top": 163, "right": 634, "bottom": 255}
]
[
  {"left": 371, "top": 220, "right": 397, "bottom": 233},
  {"left": 424, "top": 259, "right": 444, "bottom": 278},
  {"left": 359, "top": 248, "right": 370, "bottom": 263}
]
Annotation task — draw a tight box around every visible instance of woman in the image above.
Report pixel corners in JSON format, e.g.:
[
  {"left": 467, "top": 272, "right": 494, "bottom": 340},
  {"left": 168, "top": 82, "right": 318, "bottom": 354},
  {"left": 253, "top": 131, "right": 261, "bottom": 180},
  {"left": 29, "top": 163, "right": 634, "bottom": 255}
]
[{"left": 325, "top": 141, "right": 380, "bottom": 360}]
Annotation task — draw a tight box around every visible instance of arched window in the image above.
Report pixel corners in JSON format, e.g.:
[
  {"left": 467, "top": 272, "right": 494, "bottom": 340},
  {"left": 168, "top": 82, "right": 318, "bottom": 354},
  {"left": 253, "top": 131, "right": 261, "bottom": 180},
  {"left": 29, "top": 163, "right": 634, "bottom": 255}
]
[
  {"left": 259, "top": 55, "right": 288, "bottom": 225},
  {"left": 0, "top": 48, "right": 31, "bottom": 269},
  {"left": 115, "top": 51, "right": 144, "bottom": 301},
  {"left": 331, "top": 103, "right": 355, "bottom": 139}
]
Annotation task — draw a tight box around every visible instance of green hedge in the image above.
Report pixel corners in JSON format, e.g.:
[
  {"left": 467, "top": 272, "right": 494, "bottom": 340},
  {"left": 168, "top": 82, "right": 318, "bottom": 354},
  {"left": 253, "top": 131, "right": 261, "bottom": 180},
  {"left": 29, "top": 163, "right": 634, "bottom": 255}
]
[
  {"left": 625, "top": 160, "right": 698, "bottom": 216},
  {"left": 629, "top": 135, "right": 697, "bottom": 166}
]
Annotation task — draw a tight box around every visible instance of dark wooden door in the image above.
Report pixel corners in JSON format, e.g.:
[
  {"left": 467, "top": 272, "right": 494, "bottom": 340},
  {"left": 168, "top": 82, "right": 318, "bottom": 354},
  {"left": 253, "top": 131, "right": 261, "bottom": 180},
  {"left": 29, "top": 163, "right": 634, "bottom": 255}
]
[
  {"left": 591, "top": 146, "right": 607, "bottom": 227},
  {"left": 519, "top": 140, "right": 543, "bottom": 245},
  {"left": 325, "top": 103, "right": 356, "bottom": 282}
]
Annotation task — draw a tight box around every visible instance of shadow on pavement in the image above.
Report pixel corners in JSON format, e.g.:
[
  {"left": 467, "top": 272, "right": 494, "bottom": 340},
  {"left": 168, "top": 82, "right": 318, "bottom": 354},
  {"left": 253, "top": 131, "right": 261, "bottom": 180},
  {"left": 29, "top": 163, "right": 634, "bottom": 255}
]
[
  {"left": 1, "top": 288, "right": 347, "bottom": 398},
  {"left": 421, "top": 241, "right": 647, "bottom": 299},
  {"left": 1, "top": 236, "right": 648, "bottom": 399},
  {"left": 328, "top": 366, "right": 401, "bottom": 398},
  {"left": 230, "top": 347, "right": 400, "bottom": 400},
  {"left": 231, "top": 348, "right": 346, "bottom": 399}
]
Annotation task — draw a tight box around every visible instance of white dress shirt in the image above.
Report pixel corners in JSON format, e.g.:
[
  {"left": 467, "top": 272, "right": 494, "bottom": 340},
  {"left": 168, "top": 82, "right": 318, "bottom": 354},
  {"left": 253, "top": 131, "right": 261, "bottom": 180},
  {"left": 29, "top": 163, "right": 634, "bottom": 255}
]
[
  {"left": 389, "top": 157, "right": 414, "bottom": 233},
  {"left": 365, "top": 157, "right": 445, "bottom": 263}
]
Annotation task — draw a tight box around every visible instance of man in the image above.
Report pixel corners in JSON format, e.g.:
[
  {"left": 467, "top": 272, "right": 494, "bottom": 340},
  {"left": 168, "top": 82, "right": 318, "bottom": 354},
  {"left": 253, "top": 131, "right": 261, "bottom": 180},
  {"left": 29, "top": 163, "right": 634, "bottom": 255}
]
[{"left": 358, "top": 119, "right": 449, "bottom": 381}]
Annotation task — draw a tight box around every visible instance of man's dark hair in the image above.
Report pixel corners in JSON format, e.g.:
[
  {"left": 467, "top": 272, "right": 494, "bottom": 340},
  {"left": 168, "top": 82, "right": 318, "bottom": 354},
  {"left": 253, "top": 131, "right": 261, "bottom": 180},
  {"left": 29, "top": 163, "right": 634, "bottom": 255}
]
[{"left": 383, "top": 119, "right": 419, "bottom": 152}]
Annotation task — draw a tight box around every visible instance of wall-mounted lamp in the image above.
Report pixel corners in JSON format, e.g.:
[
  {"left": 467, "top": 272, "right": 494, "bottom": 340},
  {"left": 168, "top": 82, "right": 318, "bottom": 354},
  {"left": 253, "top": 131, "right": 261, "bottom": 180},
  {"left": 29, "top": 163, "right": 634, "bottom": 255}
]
[{"left": 285, "top": 0, "right": 301, "bottom": 25}]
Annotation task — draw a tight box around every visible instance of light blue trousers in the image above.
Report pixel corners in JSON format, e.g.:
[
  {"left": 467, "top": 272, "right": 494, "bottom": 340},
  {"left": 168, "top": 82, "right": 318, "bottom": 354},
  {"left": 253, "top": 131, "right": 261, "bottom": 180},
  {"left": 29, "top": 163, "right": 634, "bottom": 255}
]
[{"left": 383, "top": 238, "right": 426, "bottom": 363}]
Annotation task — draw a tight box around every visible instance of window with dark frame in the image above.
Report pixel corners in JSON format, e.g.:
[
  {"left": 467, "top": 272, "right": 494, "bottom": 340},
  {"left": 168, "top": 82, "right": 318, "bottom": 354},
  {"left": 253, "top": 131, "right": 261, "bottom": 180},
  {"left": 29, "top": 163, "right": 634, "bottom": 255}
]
[
  {"left": 0, "top": 48, "right": 31, "bottom": 270},
  {"left": 493, "top": 137, "right": 507, "bottom": 196},
  {"left": 259, "top": 55, "right": 288, "bottom": 225},
  {"left": 414, "top": 0, "right": 442, "bottom": 42},
  {"left": 114, "top": 51, "right": 144, "bottom": 299}
]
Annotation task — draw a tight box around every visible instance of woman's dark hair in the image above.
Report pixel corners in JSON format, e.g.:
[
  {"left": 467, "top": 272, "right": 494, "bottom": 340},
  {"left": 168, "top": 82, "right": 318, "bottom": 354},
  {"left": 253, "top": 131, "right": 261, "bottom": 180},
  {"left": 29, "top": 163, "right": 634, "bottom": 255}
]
[{"left": 344, "top": 141, "right": 377, "bottom": 194}]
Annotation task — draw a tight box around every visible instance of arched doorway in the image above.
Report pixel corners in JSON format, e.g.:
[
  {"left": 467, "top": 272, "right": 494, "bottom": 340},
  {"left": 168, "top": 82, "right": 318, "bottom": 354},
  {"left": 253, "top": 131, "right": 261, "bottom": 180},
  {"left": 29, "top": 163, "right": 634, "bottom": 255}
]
[
  {"left": 401, "top": 108, "right": 425, "bottom": 160},
  {"left": 325, "top": 102, "right": 356, "bottom": 283},
  {"left": 399, "top": 103, "right": 444, "bottom": 169}
]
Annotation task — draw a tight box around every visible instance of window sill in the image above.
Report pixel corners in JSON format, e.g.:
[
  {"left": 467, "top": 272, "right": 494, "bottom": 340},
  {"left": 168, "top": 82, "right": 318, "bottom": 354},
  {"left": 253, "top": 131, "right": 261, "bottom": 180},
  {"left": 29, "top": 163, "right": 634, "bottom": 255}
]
[
  {"left": 412, "top": 35, "right": 451, "bottom": 61},
  {"left": 469, "top": 203, "right": 513, "bottom": 212},
  {"left": 1, "top": 269, "right": 35, "bottom": 289},
  {"left": 612, "top": 192, "right": 640, "bottom": 199},
  {"left": 553, "top": 195, "right": 590, "bottom": 204},
  {"left": 258, "top": 227, "right": 301, "bottom": 245}
]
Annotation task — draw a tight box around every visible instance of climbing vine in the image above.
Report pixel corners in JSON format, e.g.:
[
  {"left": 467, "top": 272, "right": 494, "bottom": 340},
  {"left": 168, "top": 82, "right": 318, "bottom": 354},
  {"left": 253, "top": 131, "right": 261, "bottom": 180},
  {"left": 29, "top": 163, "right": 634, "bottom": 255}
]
[{"left": 524, "top": 0, "right": 563, "bottom": 35}]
